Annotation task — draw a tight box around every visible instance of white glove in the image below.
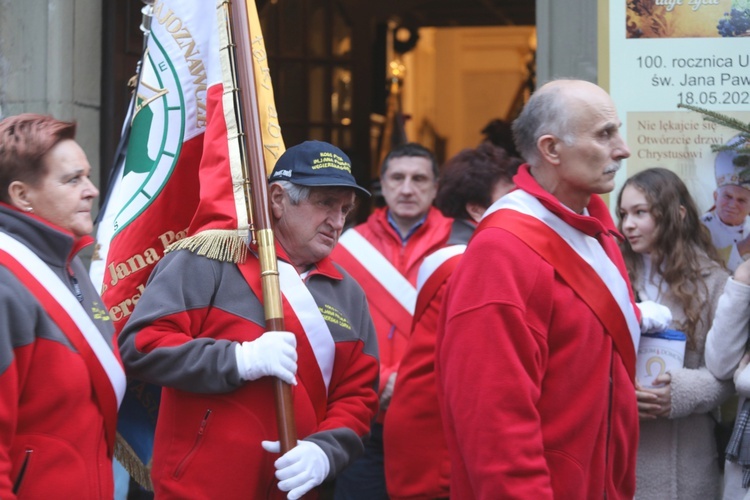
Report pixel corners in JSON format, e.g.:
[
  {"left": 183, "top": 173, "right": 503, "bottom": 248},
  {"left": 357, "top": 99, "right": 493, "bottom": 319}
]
[
  {"left": 636, "top": 300, "right": 672, "bottom": 333},
  {"left": 262, "top": 440, "right": 330, "bottom": 500},
  {"left": 235, "top": 331, "right": 297, "bottom": 384}
]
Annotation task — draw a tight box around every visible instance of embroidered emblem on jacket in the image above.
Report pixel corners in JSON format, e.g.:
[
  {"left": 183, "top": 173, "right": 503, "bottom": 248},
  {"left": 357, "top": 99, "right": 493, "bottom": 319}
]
[{"left": 320, "top": 304, "right": 352, "bottom": 330}]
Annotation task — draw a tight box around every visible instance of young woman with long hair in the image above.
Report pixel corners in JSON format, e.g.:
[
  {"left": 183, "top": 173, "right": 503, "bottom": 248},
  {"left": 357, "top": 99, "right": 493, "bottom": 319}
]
[{"left": 618, "top": 167, "right": 733, "bottom": 499}]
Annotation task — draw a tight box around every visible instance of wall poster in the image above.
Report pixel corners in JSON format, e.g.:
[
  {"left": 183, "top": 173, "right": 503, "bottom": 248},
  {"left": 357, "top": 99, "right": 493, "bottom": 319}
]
[{"left": 600, "top": 0, "right": 750, "bottom": 213}]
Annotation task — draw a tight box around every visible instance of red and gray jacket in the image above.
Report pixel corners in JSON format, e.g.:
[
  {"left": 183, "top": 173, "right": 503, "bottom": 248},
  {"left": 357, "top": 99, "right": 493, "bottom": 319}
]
[
  {"left": 119, "top": 246, "right": 379, "bottom": 499},
  {"left": 0, "top": 203, "right": 121, "bottom": 499}
]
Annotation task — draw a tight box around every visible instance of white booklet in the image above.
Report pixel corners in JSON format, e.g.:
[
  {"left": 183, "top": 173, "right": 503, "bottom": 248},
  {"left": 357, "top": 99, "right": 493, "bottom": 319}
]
[{"left": 636, "top": 329, "right": 687, "bottom": 388}]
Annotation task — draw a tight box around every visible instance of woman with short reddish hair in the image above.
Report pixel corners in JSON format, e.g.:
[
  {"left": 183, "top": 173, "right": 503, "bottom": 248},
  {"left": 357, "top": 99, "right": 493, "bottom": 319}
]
[{"left": 0, "top": 113, "right": 125, "bottom": 499}]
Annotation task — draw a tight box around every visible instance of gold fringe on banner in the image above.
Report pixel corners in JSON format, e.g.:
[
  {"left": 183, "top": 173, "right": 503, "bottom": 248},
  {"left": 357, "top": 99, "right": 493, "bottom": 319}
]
[
  {"left": 166, "top": 229, "right": 249, "bottom": 263},
  {"left": 115, "top": 434, "right": 153, "bottom": 491}
]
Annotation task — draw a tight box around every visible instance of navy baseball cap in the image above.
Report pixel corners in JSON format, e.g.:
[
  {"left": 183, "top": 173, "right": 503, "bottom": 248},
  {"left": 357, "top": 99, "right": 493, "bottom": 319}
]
[{"left": 269, "top": 140, "right": 370, "bottom": 196}]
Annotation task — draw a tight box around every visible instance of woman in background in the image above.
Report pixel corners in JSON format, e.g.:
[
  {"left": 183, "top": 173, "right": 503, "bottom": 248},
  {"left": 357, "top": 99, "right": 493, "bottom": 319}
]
[
  {"left": 383, "top": 143, "right": 520, "bottom": 500},
  {"left": 618, "top": 167, "right": 733, "bottom": 500},
  {"left": 0, "top": 114, "right": 125, "bottom": 499}
]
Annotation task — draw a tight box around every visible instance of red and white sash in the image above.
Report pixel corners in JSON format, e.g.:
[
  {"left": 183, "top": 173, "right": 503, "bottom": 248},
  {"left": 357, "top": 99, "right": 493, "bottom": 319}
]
[
  {"left": 413, "top": 245, "right": 466, "bottom": 326},
  {"left": 482, "top": 190, "right": 640, "bottom": 379},
  {"left": 0, "top": 232, "right": 126, "bottom": 454},
  {"left": 238, "top": 255, "right": 336, "bottom": 421},
  {"left": 277, "top": 260, "right": 334, "bottom": 392},
  {"left": 336, "top": 228, "right": 416, "bottom": 332}
]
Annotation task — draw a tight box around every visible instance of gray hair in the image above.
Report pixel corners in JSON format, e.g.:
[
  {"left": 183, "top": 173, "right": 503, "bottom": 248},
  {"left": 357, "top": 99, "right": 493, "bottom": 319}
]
[
  {"left": 271, "top": 180, "right": 311, "bottom": 205},
  {"left": 512, "top": 80, "right": 577, "bottom": 165}
]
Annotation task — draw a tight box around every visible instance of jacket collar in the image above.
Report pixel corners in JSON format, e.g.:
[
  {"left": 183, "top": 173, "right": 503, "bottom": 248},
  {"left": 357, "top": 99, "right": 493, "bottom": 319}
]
[
  {"left": 514, "top": 164, "right": 624, "bottom": 243},
  {"left": 374, "top": 205, "right": 445, "bottom": 245},
  {"left": 0, "top": 202, "right": 92, "bottom": 269},
  {"left": 250, "top": 239, "right": 343, "bottom": 281}
]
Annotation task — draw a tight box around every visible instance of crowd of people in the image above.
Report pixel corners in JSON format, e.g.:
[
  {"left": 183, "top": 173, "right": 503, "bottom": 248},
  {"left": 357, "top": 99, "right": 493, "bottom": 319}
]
[{"left": 3, "top": 77, "right": 750, "bottom": 500}]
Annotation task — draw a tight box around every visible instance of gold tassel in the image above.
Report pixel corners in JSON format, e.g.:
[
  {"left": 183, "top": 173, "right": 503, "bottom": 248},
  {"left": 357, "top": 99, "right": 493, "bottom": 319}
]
[{"left": 165, "top": 229, "right": 248, "bottom": 263}]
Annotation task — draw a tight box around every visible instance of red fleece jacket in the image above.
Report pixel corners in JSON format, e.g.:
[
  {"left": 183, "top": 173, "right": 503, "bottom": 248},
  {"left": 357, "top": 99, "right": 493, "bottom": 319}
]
[{"left": 435, "top": 166, "right": 639, "bottom": 499}]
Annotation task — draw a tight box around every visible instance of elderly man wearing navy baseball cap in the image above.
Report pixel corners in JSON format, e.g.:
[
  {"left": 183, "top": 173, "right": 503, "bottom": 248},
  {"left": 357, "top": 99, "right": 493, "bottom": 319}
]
[
  {"left": 269, "top": 140, "right": 370, "bottom": 196},
  {"left": 268, "top": 141, "right": 371, "bottom": 269},
  {"left": 119, "top": 139, "right": 379, "bottom": 499}
]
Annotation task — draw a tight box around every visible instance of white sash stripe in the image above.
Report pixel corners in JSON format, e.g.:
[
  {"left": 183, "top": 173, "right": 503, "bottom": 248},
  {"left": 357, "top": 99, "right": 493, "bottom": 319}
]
[
  {"left": 484, "top": 190, "right": 641, "bottom": 351},
  {"left": 416, "top": 245, "right": 466, "bottom": 292},
  {"left": 278, "top": 260, "right": 335, "bottom": 392},
  {"left": 338, "top": 229, "right": 416, "bottom": 314},
  {"left": 0, "top": 232, "right": 126, "bottom": 406}
]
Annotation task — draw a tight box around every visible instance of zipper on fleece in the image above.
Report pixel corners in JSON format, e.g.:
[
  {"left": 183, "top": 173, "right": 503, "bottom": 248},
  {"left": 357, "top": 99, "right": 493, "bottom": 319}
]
[
  {"left": 13, "top": 449, "right": 33, "bottom": 495},
  {"left": 173, "top": 409, "right": 212, "bottom": 479}
]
